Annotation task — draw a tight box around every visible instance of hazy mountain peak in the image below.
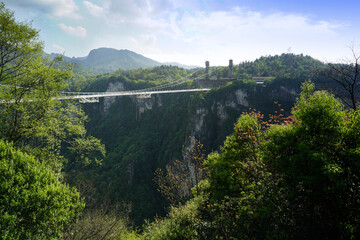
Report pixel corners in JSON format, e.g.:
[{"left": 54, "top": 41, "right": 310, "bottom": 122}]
[
  {"left": 47, "top": 48, "right": 197, "bottom": 73},
  {"left": 75, "top": 48, "right": 159, "bottom": 72}
]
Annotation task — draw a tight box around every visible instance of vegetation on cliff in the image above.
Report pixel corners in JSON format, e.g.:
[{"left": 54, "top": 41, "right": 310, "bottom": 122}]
[
  {"left": 142, "top": 82, "right": 360, "bottom": 239},
  {"left": 74, "top": 52, "right": 331, "bottom": 226},
  {"left": 0, "top": 3, "right": 106, "bottom": 238},
  {"left": 2, "top": 2, "right": 360, "bottom": 238},
  {"left": 0, "top": 140, "right": 84, "bottom": 239}
]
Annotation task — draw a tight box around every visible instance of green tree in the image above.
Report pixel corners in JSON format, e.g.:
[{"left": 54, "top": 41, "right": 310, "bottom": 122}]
[
  {"left": 144, "top": 112, "right": 275, "bottom": 239},
  {"left": 0, "top": 140, "right": 84, "bottom": 239},
  {"left": 142, "top": 200, "right": 201, "bottom": 240},
  {"left": 264, "top": 82, "right": 360, "bottom": 239},
  {"left": 62, "top": 207, "right": 140, "bottom": 240},
  {"left": 0, "top": 2, "right": 43, "bottom": 82},
  {"left": 196, "top": 112, "right": 274, "bottom": 239},
  {"left": 0, "top": 3, "right": 105, "bottom": 173},
  {"left": 143, "top": 82, "right": 360, "bottom": 239},
  {"left": 205, "top": 113, "right": 263, "bottom": 199}
]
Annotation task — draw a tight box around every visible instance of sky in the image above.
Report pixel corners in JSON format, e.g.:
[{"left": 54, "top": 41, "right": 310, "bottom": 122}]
[{"left": 3, "top": 0, "right": 360, "bottom": 66}]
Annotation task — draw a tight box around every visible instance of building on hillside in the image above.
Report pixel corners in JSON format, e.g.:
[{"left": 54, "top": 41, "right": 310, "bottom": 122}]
[{"left": 252, "top": 76, "right": 274, "bottom": 84}]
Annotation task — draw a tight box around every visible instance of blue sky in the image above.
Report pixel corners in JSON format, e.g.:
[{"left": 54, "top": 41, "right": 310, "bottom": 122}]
[{"left": 3, "top": 0, "right": 360, "bottom": 66}]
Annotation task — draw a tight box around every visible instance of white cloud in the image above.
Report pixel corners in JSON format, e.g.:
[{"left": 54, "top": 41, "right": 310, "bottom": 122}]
[
  {"left": 58, "top": 23, "right": 87, "bottom": 38},
  {"left": 6, "top": 0, "right": 81, "bottom": 19},
  {"left": 161, "top": 8, "right": 344, "bottom": 64},
  {"left": 178, "top": 8, "right": 340, "bottom": 42},
  {"left": 105, "top": 0, "right": 172, "bottom": 17},
  {"left": 129, "top": 34, "right": 158, "bottom": 53},
  {"left": 52, "top": 0, "right": 80, "bottom": 18},
  {"left": 83, "top": 1, "right": 107, "bottom": 18},
  {"left": 88, "top": 0, "right": 174, "bottom": 25},
  {"left": 72, "top": 4, "right": 346, "bottom": 65},
  {"left": 140, "top": 34, "right": 157, "bottom": 45},
  {"left": 11, "top": 0, "right": 347, "bottom": 65}
]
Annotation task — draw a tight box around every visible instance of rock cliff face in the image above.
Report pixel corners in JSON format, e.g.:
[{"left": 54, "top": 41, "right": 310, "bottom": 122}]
[
  {"left": 179, "top": 83, "right": 299, "bottom": 191},
  {"left": 181, "top": 83, "right": 297, "bottom": 158},
  {"left": 104, "top": 82, "right": 125, "bottom": 113},
  {"left": 234, "top": 89, "right": 249, "bottom": 106},
  {"left": 100, "top": 80, "right": 298, "bottom": 164},
  {"left": 134, "top": 95, "right": 161, "bottom": 120},
  {"left": 192, "top": 107, "right": 208, "bottom": 136},
  {"left": 181, "top": 88, "right": 251, "bottom": 187},
  {"left": 78, "top": 53, "right": 320, "bottom": 224},
  {"left": 83, "top": 79, "right": 299, "bottom": 224},
  {"left": 103, "top": 81, "right": 163, "bottom": 120}
]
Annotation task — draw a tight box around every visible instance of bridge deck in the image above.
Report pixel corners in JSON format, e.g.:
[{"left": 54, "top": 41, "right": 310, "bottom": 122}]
[{"left": 60, "top": 88, "right": 211, "bottom": 100}]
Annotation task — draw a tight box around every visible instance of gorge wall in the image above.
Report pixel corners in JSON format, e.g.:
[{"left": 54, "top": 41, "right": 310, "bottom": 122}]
[{"left": 81, "top": 78, "right": 299, "bottom": 224}]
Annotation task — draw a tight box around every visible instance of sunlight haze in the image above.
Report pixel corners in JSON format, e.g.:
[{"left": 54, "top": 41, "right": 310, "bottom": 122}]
[{"left": 4, "top": 0, "right": 360, "bottom": 66}]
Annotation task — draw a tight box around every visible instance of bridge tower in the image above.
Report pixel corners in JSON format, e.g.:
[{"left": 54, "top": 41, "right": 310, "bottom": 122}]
[
  {"left": 205, "top": 61, "right": 210, "bottom": 80},
  {"left": 228, "top": 59, "right": 233, "bottom": 78}
]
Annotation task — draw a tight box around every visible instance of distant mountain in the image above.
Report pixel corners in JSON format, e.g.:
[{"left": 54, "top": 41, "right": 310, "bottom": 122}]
[
  {"left": 71, "top": 48, "right": 162, "bottom": 73},
  {"left": 44, "top": 53, "right": 100, "bottom": 77},
  {"left": 48, "top": 48, "right": 198, "bottom": 73}
]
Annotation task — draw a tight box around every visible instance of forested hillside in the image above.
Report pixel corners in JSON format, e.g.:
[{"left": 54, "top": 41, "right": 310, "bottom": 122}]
[
  {"left": 142, "top": 82, "right": 360, "bottom": 239},
  {"left": 68, "top": 54, "right": 326, "bottom": 225},
  {"left": 71, "top": 48, "right": 162, "bottom": 73},
  {"left": 2, "top": 2, "right": 360, "bottom": 239},
  {"left": 0, "top": 4, "right": 103, "bottom": 239},
  {"left": 47, "top": 47, "right": 198, "bottom": 74}
]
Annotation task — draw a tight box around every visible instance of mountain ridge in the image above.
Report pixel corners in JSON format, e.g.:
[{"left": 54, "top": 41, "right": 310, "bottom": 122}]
[{"left": 48, "top": 48, "right": 198, "bottom": 73}]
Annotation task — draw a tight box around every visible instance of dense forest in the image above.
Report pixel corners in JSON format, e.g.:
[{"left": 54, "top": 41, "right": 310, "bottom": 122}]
[{"left": 1, "top": 2, "right": 360, "bottom": 239}]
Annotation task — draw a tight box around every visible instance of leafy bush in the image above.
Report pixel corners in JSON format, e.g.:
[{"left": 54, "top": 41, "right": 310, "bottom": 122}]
[
  {"left": 0, "top": 140, "right": 84, "bottom": 239},
  {"left": 142, "top": 200, "right": 201, "bottom": 240},
  {"left": 143, "top": 82, "right": 360, "bottom": 239},
  {"left": 62, "top": 208, "right": 140, "bottom": 240}
]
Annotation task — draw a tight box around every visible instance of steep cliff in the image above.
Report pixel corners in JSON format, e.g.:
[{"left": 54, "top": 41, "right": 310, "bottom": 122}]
[
  {"left": 69, "top": 54, "right": 324, "bottom": 225},
  {"left": 79, "top": 77, "right": 299, "bottom": 225}
]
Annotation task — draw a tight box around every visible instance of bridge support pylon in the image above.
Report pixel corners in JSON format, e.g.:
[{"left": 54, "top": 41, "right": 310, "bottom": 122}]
[
  {"left": 205, "top": 61, "right": 210, "bottom": 80},
  {"left": 229, "top": 59, "right": 233, "bottom": 78}
]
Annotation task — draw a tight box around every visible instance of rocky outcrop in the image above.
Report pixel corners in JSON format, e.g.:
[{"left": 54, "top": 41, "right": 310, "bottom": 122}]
[
  {"left": 104, "top": 82, "right": 125, "bottom": 113},
  {"left": 103, "top": 81, "right": 162, "bottom": 119},
  {"left": 234, "top": 89, "right": 249, "bottom": 106}
]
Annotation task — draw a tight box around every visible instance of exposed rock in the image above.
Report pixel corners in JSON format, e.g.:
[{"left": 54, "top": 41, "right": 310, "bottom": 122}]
[
  {"left": 225, "top": 100, "right": 237, "bottom": 108},
  {"left": 234, "top": 89, "right": 249, "bottom": 107},
  {"left": 135, "top": 96, "right": 154, "bottom": 120},
  {"left": 216, "top": 102, "right": 228, "bottom": 123},
  {"left": 104, "top": 82, "right": 125, "bottom": 113},
  {"left": 194, "top": 107, "right": 208, "bottom": 134},
  {"left": 103, "top": 81, "right": 162, "bottom": 119},
  {"left": 137, "top": 97, "right": 153, "bottom": 114},
  {"left": 156, "top": 94, "right": 163, "bottom": 107}
]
